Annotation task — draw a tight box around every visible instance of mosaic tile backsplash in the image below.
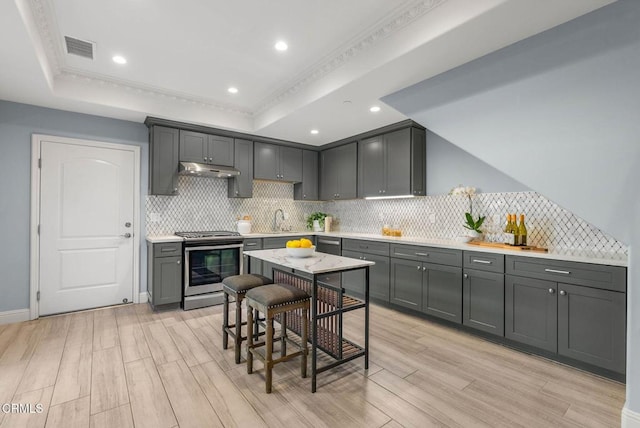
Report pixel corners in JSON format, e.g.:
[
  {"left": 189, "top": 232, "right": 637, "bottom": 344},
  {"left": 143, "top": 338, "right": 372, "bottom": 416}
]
[{"left": 146, "top": 178, "right": 627, "bottom": 256}]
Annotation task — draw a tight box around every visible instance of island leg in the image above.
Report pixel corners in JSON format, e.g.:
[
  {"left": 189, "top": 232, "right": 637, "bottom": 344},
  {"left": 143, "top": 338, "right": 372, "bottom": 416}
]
[
  {"left": 312, "top": 274, "right": 318, "bottom": 393},
  {"left": 365, "top": 265, "right": 370, "bottom": 370}
]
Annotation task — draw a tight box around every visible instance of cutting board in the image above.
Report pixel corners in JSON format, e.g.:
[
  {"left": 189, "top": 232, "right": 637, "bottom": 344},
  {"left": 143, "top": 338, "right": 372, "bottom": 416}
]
[{"left": 467, "top": 241, "right": 548, "bottom": 253}]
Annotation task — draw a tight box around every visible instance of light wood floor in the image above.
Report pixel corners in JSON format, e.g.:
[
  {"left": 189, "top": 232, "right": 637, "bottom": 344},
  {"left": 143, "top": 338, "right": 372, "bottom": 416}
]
[{"left": 0, "top": 302, "right": 625, "bottom": 428}]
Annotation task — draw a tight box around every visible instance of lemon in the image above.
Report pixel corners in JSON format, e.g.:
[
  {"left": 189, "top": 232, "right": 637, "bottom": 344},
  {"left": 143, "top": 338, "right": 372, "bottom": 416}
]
[
  {"left": 286, "top": 240, "right": 301, "bottom": 248},
  {"left": 299, "top": 238, "right": 313, "bottom": 248}
]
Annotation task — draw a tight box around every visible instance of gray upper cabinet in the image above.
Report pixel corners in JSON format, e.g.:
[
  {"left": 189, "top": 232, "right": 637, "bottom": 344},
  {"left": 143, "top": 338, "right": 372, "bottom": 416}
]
[
  {"left": 358, "top": 127, "right": 426, "bottom": 198},
  {"left": 320, "top": 142, "right": 357, "bottom": 200},
  {"left": 254, "top": 142, "right": 302, "bottom": 182},
  {"left": 228, "top": 139, "right": 253, "bottom": 198},
  {"left": 294, "top": 150, "right": 319, "bottom": 200},
  {"left": 149, "top": 126, "right": 179, "bottom": 195},
  {"left": 180, "top": 130, "right": 234, "bottom": 166}
]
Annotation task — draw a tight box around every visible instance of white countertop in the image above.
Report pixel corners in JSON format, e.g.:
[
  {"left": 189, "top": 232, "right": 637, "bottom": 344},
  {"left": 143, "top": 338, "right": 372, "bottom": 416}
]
[
  {"left": 243, "top": 248, "right": 375, "bottom": 274},
  {"left": 147, "top": 231, "right": 628, "bottom": 267}
]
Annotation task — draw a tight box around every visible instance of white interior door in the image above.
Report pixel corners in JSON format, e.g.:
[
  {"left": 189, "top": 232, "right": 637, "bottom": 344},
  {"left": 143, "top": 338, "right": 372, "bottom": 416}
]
[{"left": 38, "top": 138, "right": 136, "bottom": 315}]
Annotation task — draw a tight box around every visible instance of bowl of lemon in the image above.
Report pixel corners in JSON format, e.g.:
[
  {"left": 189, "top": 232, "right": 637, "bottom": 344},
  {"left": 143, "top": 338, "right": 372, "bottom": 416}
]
[{"left": 285, "top": 238, "right": 315, "bottom": 258}]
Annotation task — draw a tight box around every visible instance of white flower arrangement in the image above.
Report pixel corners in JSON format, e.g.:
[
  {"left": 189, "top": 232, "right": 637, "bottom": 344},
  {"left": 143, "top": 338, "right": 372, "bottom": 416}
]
[{"left": 449, "top": 185, "right": 485, "bottom": 234}]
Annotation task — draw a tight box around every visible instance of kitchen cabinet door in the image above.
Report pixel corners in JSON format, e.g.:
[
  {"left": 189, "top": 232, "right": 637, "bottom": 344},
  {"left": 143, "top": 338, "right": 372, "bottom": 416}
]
[
  {"left": 358, "top": 135, "right": 385, "bottom": 198},
  {"left": 390, "top": 258, "right": 422, "bottom": 310},
  {"left": 254, "top": 142, "right": 279, "bottom": 180},
  {"left": 280, "top": 146, "right": 302, "bottom": 182},
  {"left": 409, "top": 127, "right": 426, "bottom": 196},
  {"left": 337, "top": 142, "right": 358, "bottom": 199},
  {"left": 149, "top": 126, "right": 179, "bottom": 195},
  {"left": 179, "top": 130, "right": 208, "bottom": 163},
  {"left": 341, "top": 250, "right": 364, "bottom": 297},
  {"left": 208, "top": 135, "right": 234, "bottom": 166},
  {"left": 151, "top": 255, "right": 182, "bottom": 307},
  {"left": 384, "top": 128, "right": 411, "bottom": 196},
  {"left": 228, "top": 139, "right": 253, "bottom": 198},
  {"left": 319, "top": 148, "right": 338, "bottom": 200},
  {"left": 294, "top": 150, "right": 318, "bottom": 200},
  {"left": 422, "top": 263, "right": 462, "bottom": 324},
  {"left": 558, "top": 283, "right": 626, "bottom": 373},
  {"left": 342, "top": 251, "right": 390, "bottom": 301},
  {"left": 463, "top": 269, "right": 504, "bottom": 336},
  {"left": 505, "top": 275, "right": 557, "bottom": 352},
  {"left": 243, "top": 238, "right": 262, "bottom": 275}
]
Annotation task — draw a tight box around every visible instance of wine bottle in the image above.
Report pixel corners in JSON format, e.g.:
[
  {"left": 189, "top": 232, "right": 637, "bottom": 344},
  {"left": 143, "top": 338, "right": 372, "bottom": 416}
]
[
  {"left": 519, "top": 214, "right": 527, "bottom": 246},
  {"left": 513, "top": 214, "right": 521, "bottom": 246},
  {"left": 504, "top": 213, "right": 515, "bottom": 245}
]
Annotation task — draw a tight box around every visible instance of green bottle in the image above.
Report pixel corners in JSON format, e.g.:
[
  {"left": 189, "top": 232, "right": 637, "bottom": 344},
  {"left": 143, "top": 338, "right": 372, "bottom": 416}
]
[{"left": 519, "top": 214, "right": 527, "bottom": 246}]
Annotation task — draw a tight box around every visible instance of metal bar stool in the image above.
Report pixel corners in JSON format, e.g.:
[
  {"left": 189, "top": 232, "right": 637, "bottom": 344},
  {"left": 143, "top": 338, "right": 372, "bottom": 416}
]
[
  {"left": 222, "top": 274, "right": 273, "bottom": 364},
  {"left": 245, "top": 283, "right": 310, "bottom": 393}
]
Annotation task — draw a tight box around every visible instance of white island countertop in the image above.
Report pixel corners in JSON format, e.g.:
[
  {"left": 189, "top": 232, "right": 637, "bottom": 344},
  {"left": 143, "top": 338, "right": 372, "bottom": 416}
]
[{"left": 244, "top": 248, "right": 375, "bottom": 274}]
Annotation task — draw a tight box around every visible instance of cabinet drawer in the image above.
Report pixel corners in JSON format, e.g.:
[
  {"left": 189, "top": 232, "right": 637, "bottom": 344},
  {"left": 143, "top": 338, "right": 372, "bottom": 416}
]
[
  {"left": 505, "top": 256, "right": 626, "bottom": 292},
  {"left": 463, "top": 251, "right": 504, "bottom": 273},
  {"left": 263, "top": 236, "right": 300, "bottom": 249},
  {"left": 243, "top": 238, "right": 262, "bottom": 250},
  {"left": 153, "top": 242, "right": 182, "bottom": 258},
  {"left": 342, "top": 239, "right": 390, "bottom": 256},
  {"left": 391, "top": 244, "right": 462, "bottom": 267}
]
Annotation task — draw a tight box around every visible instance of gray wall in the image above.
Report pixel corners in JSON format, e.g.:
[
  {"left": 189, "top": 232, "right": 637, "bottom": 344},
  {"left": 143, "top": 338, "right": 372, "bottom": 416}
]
[
  {"left": 426, "top": 130, "right": 527, "bottom": 195},
  {"left": 383, "top": 0, "right": 640, "bottom": 417},
  {"left": 0, "top": 100, "right": 148, "bottom": 312}
]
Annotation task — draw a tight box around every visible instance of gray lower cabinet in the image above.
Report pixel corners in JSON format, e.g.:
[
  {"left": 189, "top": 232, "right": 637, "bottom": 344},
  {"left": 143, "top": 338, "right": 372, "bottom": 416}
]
[
  {"left": 147, "top": 242, "right": 182, "bottom": 307},
  {"left": 422, "top": 263, "right": 462, "bottom": 324},
  {"left": 390, "top": 258, "right": 422, "bottom": 310},
  {"left": 505, "top": 275, "right": 557, "bottom": 352},
  {"left": 149, "top": 126, "right": 179, "bottom": 195},
  {"left": 320, "top": 142, "right": 357, "bottom": 200},
  {"left": 558, "top": 283, "right": 626, "bottom": 373},
  {"left": 228, "top": 139, "right": 253, "bottom": 198},
  {"left": 341, "top": 250, "right": 390, "bottom": 301},
  {"left": 390, "top": 258, "right": 462, "bottom": 323},
  {"left": 294, "top": 150, "right": 319, "bottom": 200},
  {"left": 254, "top": 142, "right": 302, "bottom": 182},
  {"left": 243, "top": 238, "right": 262, "bottom": 275},
  {"left": 463, "top": 269, "right": 505, "bottom": 336}
]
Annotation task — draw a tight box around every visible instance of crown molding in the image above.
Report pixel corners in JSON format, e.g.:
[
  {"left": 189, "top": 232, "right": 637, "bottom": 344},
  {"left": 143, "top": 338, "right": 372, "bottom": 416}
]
[{"left": 25, "top": 0, "right": 447, "bottom": 122}]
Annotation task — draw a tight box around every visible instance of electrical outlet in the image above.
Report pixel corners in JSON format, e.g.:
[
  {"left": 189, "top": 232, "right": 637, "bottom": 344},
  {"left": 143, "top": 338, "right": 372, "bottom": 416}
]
[
  {"left": 428, "top": 213, "right": 436, "bottom": 224},
  {"left": 150, "top": 213, "right": 161, "bottom": 222},
  {"left": 283, "top": 212, "right": 289, "bottom": 220}
]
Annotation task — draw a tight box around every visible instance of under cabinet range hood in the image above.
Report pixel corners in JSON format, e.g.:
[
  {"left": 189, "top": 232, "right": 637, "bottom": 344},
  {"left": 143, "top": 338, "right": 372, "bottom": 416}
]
[{"left": 179, "top": 162, "right": 240, "bottom": 178}]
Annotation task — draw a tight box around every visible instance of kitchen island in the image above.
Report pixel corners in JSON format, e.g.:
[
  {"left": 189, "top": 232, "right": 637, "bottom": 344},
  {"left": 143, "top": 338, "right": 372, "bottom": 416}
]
[{"left": 243, "top": 248, "right": 374, "bottom": 392}]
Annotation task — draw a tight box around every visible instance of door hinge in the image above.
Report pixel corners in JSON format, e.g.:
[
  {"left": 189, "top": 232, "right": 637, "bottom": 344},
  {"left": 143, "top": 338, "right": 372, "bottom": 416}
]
[
  {"left": 38, "top": 158, "right": 41, "bottom": 168},
  {"left": 36, "top": 291, "right": 40, "bottom": 301}
]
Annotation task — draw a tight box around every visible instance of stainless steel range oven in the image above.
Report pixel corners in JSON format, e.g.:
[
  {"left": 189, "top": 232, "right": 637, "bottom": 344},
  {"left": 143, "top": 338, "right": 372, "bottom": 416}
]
[{"left": 175, "top": 231, "right": 244, "bottom": 310}]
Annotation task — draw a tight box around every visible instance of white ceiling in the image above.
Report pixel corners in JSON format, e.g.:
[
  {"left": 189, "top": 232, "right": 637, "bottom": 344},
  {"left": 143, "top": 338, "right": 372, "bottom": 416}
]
[{"left": 0, "top": 0, "right": 614, "bottom": 145}]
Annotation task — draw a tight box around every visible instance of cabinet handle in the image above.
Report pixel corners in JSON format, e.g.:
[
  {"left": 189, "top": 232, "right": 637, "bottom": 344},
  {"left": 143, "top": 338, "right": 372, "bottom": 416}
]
[
  {"left": 422, "top": 266, "right": 426, "bottom": 271},
  {"left": 209, "top": 157, "right": 213, "bottom": 162},
  {"left": 415, "top": 252, "right": 429, "bottom": 257},
  {"left": 463, "top": 273, "right": 468, "bottom": 279},
  {"left": 548, "top": 288, "right": 555, "bottom": 294},
  {"left": 559, "top": 290, "right": 567, "bottom": 296},
  {"left": 245, "top": 243, "right": 258, "bottom": 247},
  {"left": 303, "top": 194, "right": 306, "bottom": 198},
  {"left": 472, "top": 259, "right": 492, "bottom": 264},
  {"left": 173, "top": 188, "right": 178, "bottom": 193},
  {"left": 416, "top": 266, "right": 421, "bottom": 270},
  {"left": 363, "top": 256, "right": 367, "bottom": 260},
  {"left": 161, "top": 247, "right": 177, "bottom": 252},
  {"left": 382, "top": 190, "right": 386, "bottom": 194},
  {"left": 394, "top": 252, "right": 412, "bottom": 257},
  {"left": 318, "top": 239, "right": 340, "bottom": 246},
  {"left": 544, "top": 268, "right": 571, "bottom": 275},
  {"left": 177, "top": 260, "right": 181, "bottom": 265}
]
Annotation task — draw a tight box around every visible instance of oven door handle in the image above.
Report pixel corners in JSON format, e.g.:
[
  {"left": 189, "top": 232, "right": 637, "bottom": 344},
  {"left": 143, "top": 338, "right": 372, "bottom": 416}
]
[{"left": 184, "top": 243, "right": 244, "bottom": 253}]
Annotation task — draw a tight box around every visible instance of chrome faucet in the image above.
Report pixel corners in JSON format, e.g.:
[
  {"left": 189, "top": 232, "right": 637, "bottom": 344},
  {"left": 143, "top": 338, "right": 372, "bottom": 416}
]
[{"left": 273, "top": 209, "right": 285, "bottom": 232}]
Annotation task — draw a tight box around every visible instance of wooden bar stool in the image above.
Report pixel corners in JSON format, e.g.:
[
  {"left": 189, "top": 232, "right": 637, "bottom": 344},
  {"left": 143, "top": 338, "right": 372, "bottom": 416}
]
[
  {"left": 245, "top": 283, "right": 310, "bottom": 393},
  {"left": 222, "top": 274, "right": 273, "bottom": 364}
]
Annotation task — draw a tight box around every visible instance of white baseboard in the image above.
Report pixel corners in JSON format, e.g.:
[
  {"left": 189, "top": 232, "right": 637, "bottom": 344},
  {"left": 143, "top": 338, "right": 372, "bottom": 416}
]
[
  {"left": 138, "top": 292, "right": 148, "bottom": 304},
  {"left": 0, "top": 309, "right": 31, "bottom": 325},
  {"left": 623, "top": 406, "right": 640, "bottom": 428}
]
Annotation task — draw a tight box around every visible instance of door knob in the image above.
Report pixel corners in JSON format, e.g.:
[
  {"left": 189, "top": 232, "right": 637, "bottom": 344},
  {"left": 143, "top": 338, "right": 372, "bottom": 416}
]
[
  {"left": 125, "top": 222, "right": 131, "bottom": 228},
  {"left": 121, "top": 233, "right": 132, "bottom": 238},
  {"left": 463, "top": 273, "right": 468, "bottom": 279},
  {"left": 548, "top": 288, "right": 555, "bottom": 294},
  {"left": 559, "top": 290, "right": 567, "bottom": 296}
]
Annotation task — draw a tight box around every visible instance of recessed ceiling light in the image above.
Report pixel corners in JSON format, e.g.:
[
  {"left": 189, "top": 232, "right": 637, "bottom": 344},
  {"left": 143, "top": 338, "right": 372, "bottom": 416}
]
[
  {"left": 369, "top": 105, "right": 381, "bottom": 113},
  {"left": 112, "top": 55, "right": 127, "bottom": 65},
  {"left": 228, "top": 87, "right": 238, "bottom": 94},
  {"left": 310, "top": 129, "right": 319, "bottom": 135},
  {"left": 275, "top": 41, "right": 288, "bottom": 51}
]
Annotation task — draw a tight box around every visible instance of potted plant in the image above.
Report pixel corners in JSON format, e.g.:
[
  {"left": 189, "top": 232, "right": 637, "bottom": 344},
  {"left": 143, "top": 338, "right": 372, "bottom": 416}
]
[
  {"left": 450, "top": 185, "right": 485, "bottom": 239},
  {"left": 306, "top": 212, "right": 329, "bottom": 231}
]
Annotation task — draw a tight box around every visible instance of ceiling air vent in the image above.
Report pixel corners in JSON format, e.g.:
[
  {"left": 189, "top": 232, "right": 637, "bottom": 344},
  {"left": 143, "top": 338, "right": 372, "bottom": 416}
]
[{"left": 64, "top": 36, "right": 94, "bottom": 60}]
